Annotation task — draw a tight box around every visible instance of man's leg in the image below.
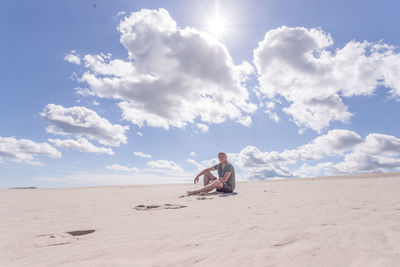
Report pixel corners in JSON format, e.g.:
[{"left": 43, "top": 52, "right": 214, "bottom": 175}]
[
  {"left": 187, "top": 180, "right": 223, "bottom": 196},
  {"left": 203, "top": 171, "right": 216, "bottom": 186}
]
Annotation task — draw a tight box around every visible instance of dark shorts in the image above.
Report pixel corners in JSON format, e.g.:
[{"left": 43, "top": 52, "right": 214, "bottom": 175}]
[{"left": 216, "top": 182, "right": 233, "bottom": 193}]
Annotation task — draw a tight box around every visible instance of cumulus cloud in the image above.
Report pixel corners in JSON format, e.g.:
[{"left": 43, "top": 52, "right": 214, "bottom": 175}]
[
  {"left": 105, "top": 164, "right": 138, "bottom": 172},
  {"left": 64, "top": 50, "right": 81, "bottom": 65},
  {"left": 41, "top": 104, "right": 129, "bottom": 147},
  {"left": 298, "top": 133, "right": 400, "bottom": 176},
  {"left": 244, "top": 165, "right": 294, "bottom": 180},
  {"left": 229, "top": 129, "right": 400, "bottom": 179},
  {"left": 133, "top": 151, "right": 152, "bottom": 158},
  {"left": 254, "top": 26, "right": 400, "bottom": 132},
  {"left": 69, "top": 8, "right": 256, "bottom": 130},
  {"left": 0, "top": 136, "right": 61, "bottom": 165},
  {"left": 189, "top": 152, "right": 196, "bottom": 157},
  {"left": 48, "top": 138, "right": 114, "bottom": 155},
  {"left": 236, "top": 130, "right": 362, "bottom": 168},
  {"left": 358, "top": 133, "right": 400, "bottom": 156},
  {"left": 147, "top": 159, "right": 183, "bottom": 171}
]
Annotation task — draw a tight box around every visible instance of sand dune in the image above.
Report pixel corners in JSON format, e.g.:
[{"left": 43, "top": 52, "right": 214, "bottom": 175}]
[{"left": 1, "top": 173, "right": 400, "bottom": 266}]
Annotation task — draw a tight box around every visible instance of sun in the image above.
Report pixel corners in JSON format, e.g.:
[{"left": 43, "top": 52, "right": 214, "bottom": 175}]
[
  {"left": 206, "top": 4, "right": 229, "bottom": 40},
  {"left": 208, "top": 14, "right": 227, "bottom": 38}
]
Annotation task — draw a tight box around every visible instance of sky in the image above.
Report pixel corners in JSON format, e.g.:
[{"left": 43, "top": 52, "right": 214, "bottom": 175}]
[{"left": 1, "top": 0, "right": 400, "bottom": 188}]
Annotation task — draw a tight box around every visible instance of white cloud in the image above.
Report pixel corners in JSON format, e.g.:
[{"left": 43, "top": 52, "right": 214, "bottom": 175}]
[
  {"left": 185, "top": 157, "right": 220, "bottom": 172},
  {"left": 235, "top": 130, "right": 362, "bottom": 168},
  {"left": 116, "top": 11, "right": 126, "bottom": 17},
  {"left": 307, "top": 133, "right": 400, "bottom": 175},
  {"left": 72, "top": 8, "right": 256, "bottom": 130},
  {"left": 186, "top": 158, "right": 202, "bottom": 169},
  {"left": 264, "top": 101, "right": 280, "bottom": 122},
  {"left": 383, "top": 54, "right": 400, "bottom": 99},
  {"left": 296, "top": 153, "right": 400, "bottom": 177},
  {"left": 74, "top": 87, "right": 94, "bottom": 97},
  {"left": 358, "top": 133, "right": 400, "bottom": 156},
  {"left": 105, "top": 164, "right": 138, "bottom": 172},
  {"left": 254, "top": 26, "right": 400, "bottom": 132},
  {"left": 224, "top": 129, "right": 366, "bottom": 179},
  {"left": 0, "top": 136, "right": 61, "bottom": 165},
  {"left": 283, "top": 95, "right": 352, "bottom": 132},
  {"left": 133, "top": 151, "right": 152, "bottom": 158},
  {"left": 196, "top": 123, "right": 209, "bottom": 133},
  {"left": 189, "top": 152, "right": 196, "bottom": 157},
  {"left": 266, "top": 102, "right": 276, "bottom": 109},
  {"left": 147, "top": 159, "right": 183, "bottom": 171},
  {"left": 295, "top": 162, "right": 337, "bottom": 177},
  {"left": 48, "top": 138, "right": 114, "bottom": 155},
  {"left": 41, "top": 104, "right": 129, "bottom": 147},
  {"left": 244, "top": 165, "right": 294, "bottom": 180},
  {"left": 136, "top": 132, "right": 143, "bottom": 136},
  {"left": 264, "top": 110, "right": 279, "bottom": 122},
  {"left": 64, "top": 50, "right": 81, "bottom": 65},
  {"left": 228, "top": 129, "right": 400, "bottom": 179}
]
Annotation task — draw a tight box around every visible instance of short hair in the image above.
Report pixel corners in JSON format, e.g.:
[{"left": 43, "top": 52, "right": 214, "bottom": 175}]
[{"left": 218, "top": 152, "right": 226, "bottom": 157}]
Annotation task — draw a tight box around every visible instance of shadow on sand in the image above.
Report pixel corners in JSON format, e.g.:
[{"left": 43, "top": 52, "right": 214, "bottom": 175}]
[{"left": 210, "top": 192, "right": 238, "bottom": 197}]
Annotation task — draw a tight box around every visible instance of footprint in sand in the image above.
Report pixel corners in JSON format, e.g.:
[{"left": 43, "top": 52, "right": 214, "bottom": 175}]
[
  {"left": 35, "top": 229, "right": 96, "bottom": 247},
  {"left": 134, "top": 204, "right": 187, "bottom": 211},
  {"left": 67, "top": 229, "right": 96, "bottom": 236},
  {"left": 272, "top": 233, "right": 311, "bottom": 248},
  {"left": 272, "top": 238, "right": 298, "bottom": 247},
  {"left": 134, "top": 204, "right": 161, "bottom": 210}
]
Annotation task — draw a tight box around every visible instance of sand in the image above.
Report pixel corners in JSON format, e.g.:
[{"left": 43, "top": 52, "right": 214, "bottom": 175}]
[{"left": 1, "top": 173, "right": 400, "bottom": 266}]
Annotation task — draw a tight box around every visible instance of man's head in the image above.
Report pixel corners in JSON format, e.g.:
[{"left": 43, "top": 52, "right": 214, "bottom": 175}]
[{"left": 218, "top": 152, "right": 227, "bottom": 164}]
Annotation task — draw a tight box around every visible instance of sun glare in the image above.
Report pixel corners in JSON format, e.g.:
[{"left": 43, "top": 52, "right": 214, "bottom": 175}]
[
  {"left": 208, "top": 14, "right": 227, "bottom": 38},
  {"left": 206, "top": 4, "right": 229, "bottom": 40}
]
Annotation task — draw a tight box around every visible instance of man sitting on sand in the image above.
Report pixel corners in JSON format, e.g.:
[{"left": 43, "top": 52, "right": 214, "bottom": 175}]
[{"left": 187, "top": 152, "right": 235, "bottom": 195}]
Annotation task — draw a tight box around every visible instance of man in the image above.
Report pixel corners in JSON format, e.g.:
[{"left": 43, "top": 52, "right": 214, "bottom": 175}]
[{"left": 187, "top": 152, "right": 235, "bottom": 196}]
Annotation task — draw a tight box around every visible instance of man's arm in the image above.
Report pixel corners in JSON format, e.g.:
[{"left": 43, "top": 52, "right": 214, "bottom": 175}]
[
  {"left": 219, "top": 171, "right": 231, "bottom": 183},
  {"left": 194, "top": 166, "right": 216, "bottom": 184}
]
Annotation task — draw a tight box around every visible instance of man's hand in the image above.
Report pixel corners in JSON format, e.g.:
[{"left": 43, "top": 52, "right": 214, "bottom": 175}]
[{"left": 194, "top": 176, "right": 200, "bottom": 184}]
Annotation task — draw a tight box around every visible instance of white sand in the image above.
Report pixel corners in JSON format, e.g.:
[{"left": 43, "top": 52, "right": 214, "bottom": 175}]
[{"left": 1, "top": 173, "right": 400, "bottom": 266}]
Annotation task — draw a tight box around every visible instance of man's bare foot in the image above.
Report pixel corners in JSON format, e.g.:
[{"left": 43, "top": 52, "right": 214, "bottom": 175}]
[{"left": 187, "top": 191, "right": 195, "bottom": 196}]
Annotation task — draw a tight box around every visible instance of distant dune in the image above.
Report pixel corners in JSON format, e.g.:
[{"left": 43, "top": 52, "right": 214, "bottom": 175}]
[{"left": 1, "top": 173, "right": 400, "bottom": 266}]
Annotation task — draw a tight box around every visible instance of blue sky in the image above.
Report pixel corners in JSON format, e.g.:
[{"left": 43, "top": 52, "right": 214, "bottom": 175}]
[{"left": 1, "top": 0, "right": 400, "bottom": 188}]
